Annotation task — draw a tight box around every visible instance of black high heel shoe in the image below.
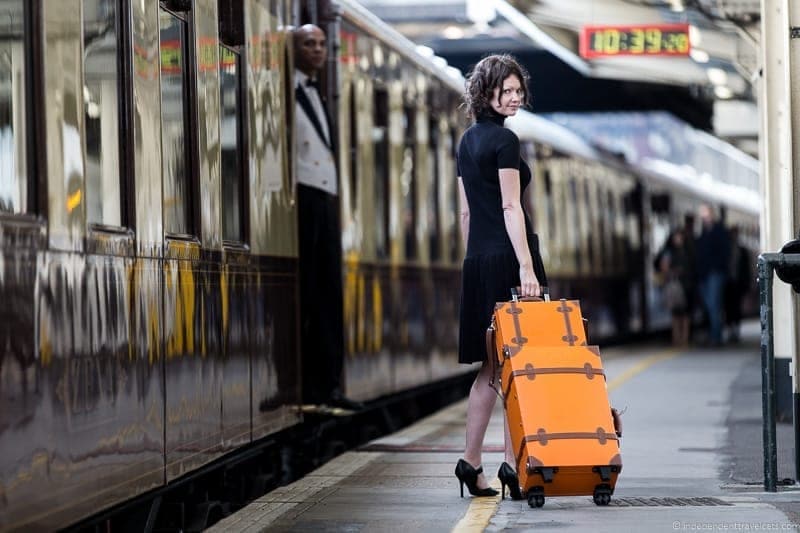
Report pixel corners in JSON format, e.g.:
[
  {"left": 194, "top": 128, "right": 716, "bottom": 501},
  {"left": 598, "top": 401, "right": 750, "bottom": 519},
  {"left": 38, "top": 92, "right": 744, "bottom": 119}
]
[
  {"left": 455, "top": 459, "right": 499, "bottom": 498},
  {"left": 497, "top": 462, "right": 523, "bottom": 500}
]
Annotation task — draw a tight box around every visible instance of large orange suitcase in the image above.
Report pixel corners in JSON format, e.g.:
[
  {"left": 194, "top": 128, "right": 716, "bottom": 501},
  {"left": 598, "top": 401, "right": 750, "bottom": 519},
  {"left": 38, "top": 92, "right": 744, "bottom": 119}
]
[{"left": 491, "top": 297, "right": 622, "bottom": 508}]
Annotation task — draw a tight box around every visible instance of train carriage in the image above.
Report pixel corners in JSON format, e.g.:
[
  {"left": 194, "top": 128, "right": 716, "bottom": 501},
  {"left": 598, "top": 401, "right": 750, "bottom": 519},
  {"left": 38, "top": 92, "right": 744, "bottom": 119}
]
[
  {"left": 0, "top": 0, "right": 465, "bottom": 530},
  {"left": 332, "top": 0, "right": 466, "bottom": 400},
  {"left": 0, "top": 0, "right": 760, "bottom": 529},
  {"left": 506, "top": 109, "right": 760, "bottom": 337}
]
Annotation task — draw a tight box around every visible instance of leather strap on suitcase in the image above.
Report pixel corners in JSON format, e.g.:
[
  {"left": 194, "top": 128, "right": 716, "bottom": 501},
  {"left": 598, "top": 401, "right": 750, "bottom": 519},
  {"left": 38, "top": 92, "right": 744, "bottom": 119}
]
[{"left": 486, "top": 290, "right": 547, "bottom": 397}]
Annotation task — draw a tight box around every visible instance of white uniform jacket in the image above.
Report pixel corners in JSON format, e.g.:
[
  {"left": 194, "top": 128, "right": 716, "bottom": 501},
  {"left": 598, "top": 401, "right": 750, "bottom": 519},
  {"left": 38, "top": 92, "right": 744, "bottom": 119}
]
[{"left": 294, "top": 69, "right": 338, "bottom": 196}]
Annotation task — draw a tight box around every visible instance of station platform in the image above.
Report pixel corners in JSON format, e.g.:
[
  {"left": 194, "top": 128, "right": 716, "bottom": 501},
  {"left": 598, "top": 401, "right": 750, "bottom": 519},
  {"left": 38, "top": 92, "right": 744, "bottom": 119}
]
[{"left": 208, "top": 321, "right": 800, "bottom": 532}]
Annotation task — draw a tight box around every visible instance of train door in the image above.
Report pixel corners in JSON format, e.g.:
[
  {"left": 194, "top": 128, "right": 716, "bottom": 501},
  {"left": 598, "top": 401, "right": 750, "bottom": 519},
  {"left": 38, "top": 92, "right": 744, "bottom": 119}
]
[
  {"left": 233, "top": 0, "right": 299, "bottom": 438},
  {"left": 158, "top": 0, "right": 225, "bottom": 481},
  {"left": 218, "top": 1, "right": 254, "bottom": 450}
]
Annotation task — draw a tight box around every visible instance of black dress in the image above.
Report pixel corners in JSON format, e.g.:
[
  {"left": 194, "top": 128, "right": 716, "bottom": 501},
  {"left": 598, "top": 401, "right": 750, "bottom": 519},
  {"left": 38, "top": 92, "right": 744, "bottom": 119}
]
[{"left": 457, "top": 111, "right": 547, "bottom": 364}]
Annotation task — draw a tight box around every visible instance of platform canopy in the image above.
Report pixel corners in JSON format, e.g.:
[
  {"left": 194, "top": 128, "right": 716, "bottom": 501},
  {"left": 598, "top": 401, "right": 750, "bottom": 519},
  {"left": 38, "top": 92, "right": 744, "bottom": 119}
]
[
  {"left": 535, "top": 110, "right": 760, "bottom": 216},
  {"left": 358, "top": 0, "right": 760, "bottom": 152}
]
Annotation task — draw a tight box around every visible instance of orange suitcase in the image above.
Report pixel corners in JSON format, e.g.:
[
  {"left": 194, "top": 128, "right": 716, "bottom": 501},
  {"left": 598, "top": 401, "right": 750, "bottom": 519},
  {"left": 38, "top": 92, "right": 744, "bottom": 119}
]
[{"left": 491, "top": 298, "right": 622, "bottom": 508}]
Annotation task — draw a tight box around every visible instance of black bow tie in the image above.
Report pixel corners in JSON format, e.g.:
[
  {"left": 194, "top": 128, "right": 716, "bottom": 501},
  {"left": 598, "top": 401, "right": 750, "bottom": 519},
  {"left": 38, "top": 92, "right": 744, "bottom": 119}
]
[{"left": 305, "top": 78, "right": 320, "bottom": 90}]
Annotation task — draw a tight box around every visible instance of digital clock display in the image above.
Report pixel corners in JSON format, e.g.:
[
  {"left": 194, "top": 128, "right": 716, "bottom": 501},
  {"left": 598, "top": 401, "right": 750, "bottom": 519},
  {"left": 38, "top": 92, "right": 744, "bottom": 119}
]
[{"left": 579, "top": 24, "right": 691, "bottom": 59}]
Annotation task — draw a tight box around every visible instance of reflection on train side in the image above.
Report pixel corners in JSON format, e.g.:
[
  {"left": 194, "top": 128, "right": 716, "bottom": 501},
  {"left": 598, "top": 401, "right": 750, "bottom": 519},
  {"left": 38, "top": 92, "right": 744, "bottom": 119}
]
[
  {"left": 0, "top": 0, "right": 460, "bottom": 528},
  {"left": 336, "top": 19, "right": 465, "bottom": 399},
  {"left": 343, "top": 251, "right": 383, "bottom": 355},
  {"left": 508, "top": 111, "right": 759, "bottom": 337}
]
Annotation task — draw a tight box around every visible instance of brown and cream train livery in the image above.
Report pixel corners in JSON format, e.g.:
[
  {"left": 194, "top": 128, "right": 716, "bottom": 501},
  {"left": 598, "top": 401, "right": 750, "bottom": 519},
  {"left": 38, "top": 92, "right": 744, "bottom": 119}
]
[
  {"left": 0, "top": 0, "right": 466, "bottom": 529},
  {"left": 0, "top": 0, "right": 761, "bottom": 529}
]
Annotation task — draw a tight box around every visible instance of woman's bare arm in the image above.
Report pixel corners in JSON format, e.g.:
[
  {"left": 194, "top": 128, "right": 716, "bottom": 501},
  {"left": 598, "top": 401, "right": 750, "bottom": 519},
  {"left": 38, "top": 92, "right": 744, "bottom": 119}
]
[
  {"left": 499, "top": 168, "right": 540, "bottom": 297},
  {"left": 458, "top": 177, "right": 469, "bottom": 248}
]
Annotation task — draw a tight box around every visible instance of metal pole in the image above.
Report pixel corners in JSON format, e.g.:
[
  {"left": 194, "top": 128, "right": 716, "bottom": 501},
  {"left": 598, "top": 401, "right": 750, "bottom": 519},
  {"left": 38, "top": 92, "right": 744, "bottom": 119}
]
[{"left": 759, "top": 253, "right": 778, "bottom": 492}]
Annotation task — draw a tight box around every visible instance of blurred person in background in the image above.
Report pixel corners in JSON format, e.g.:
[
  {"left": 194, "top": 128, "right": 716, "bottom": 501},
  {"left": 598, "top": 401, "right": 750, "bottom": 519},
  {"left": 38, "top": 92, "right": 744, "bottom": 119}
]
[
  {"left": 724, "top": 226, "right": 750, "bottom": 343},
  {"left": 657, "top": 229, "right": 692, "bottom": 346},
  {"left": 694, "top": 204, "right": 730, "bottom": 347}
]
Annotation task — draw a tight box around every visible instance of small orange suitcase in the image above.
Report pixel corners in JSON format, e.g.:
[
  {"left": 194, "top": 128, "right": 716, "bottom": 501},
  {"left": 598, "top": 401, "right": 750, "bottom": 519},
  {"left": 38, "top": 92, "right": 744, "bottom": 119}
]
[{"left": 491, "top": 297, "right": 621, "bottom": 508}]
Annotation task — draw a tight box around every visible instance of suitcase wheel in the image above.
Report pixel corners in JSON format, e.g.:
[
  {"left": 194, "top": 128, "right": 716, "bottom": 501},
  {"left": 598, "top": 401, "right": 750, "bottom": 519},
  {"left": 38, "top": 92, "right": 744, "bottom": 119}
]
[
  {"left": 527, "top": 487, "right": 545, "bottom": 508},
  {"left": 593, "top": 484, "right": 612, "bottom": 506}
]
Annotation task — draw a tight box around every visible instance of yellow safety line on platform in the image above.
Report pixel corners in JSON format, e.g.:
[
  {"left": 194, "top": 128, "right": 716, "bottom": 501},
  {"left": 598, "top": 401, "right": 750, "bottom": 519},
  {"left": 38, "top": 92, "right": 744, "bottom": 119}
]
[
  {"left": 451, "top": 478, "right": 502, "bottom": 533},
  {"left": 607, "top": 349, "right": 679, "bottom": 392},
  {"left": 451, "top": 347, "right": 680, "bottom": 532}
]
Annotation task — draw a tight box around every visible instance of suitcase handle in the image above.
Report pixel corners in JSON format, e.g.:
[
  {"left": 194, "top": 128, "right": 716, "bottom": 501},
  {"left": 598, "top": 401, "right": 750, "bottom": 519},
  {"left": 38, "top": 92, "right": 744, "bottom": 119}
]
[
  {"left": 485, "top": 321, "right": 504, "bottom": 401},
  {"left": 511, "top": 286, "right": 550, "bottom": 302},
  {"left": 486, "top": 324, "right": 496, "bottom": 366},
  {"left": 507, "top": 287, "right": 591, "bottom": 342}
]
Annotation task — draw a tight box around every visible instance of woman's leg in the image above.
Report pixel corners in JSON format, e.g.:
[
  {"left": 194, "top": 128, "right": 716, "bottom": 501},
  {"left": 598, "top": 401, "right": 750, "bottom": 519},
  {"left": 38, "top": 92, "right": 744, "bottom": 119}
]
[
  {"left": 681, "top": 315, "right": 691, "bottom": 346},
  {"left": 503, "top": 413, "right": 516, "bottom": 467},
  {"left": 464, "top": 361, "right": 498, "bottom": 489},
  {"left": 671, "top": 316, "right": 680, "bottom": 345}
]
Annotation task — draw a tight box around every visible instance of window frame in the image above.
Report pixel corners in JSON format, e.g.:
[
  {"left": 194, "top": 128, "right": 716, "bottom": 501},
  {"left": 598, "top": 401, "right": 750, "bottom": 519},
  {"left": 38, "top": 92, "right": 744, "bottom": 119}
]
[
  {"left": 159, "top": 2, "right": 200, "bottom": 240},
  {"left": 26, "top": 1, "right": 44, "bottom": 216},
  {"left": 348, "top": 82, "right": 358, "bottom": 220},
  {"left": 82, "top": 0, "right": 134, "bottom": 234},
  {"left": 0, "top": 0, "right": 45, "bottom": 219},
  {"left": 449, "top": 125, "right": 460, "bottom": 264},
  {"left": 218, "top": 41, "right": 249, "bottom": 248},
  {"left": 427, "top": 114, "right": 441, "bottom": 263},
  {"left": 218, "top": 0, "right": 248, "bottom": 249},
  {"left": 372, "top": 86, "right": 390, "bottom": 260},
  {"left": 401, "top": 103, "right": 417, "bottom": 261},
  {"left": 118, "top": 0, "right": 137, "bottom": 232}
]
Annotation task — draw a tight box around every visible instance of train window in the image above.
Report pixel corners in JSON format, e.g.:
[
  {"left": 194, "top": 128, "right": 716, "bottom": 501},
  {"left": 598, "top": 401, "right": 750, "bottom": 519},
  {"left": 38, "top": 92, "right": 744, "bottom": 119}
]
[
  {"left": 373, "top": 88, "right": 389, "bottom": 259},
  {"left": 83, "top": 0, "right": 122, "bottom": 226},
  {"left": 624, "top": 183, "right": 641, "bottom": 256},
  {"left": 348, "top": 83, "right": 358, "bottom": 212},
  {"left": 583, "top": 179, "right": 594, "bottom": 271},
  {"left": 218, "top": 0, "right": 244, "bottom": 47},
  {"left": 0, "top": 0, "right": 27, "bottom": 214},
  {"left": 219, "top": 44, "right": 244, "bottom": 243},
  {"left": 402, "top": 105, "right": 416, "bottom": 260},
  {"left": 428, "top": 117, "right": 440, "bottom": 262},
  {"left": 159, "top": 7, "right": 194, "bottom": 235},
  {"left": 650, "top": 193, "right": 670, "bottom": 214},
  {"left": 598, "top": 185, "right": 608, "bottom": 271},
  {"left": 543, "top": 168, "right": 554, "bottom": 246},
  {"left": 449, "top": 126, "right": 460, "bottom": 263},
  {"left": 568, "top": 177, "right": 580, "bottom": 273},
  {"left": 607, "top": 189, "right": 617, "bottom": 271},
  {"left": 525, "top": 152, "right": 542, "bottom": 230}
]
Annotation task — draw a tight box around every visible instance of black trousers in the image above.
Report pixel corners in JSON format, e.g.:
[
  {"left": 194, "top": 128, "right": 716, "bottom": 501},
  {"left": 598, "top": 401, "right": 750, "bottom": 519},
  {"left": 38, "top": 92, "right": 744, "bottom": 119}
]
[{"left": 297, "top": 184, "right": 345, "bottom": 403}]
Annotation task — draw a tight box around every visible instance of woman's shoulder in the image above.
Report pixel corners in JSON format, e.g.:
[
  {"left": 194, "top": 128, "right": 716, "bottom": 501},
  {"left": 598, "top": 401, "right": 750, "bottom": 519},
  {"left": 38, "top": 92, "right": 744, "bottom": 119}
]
[
  {"left": 470, "top": 122, "right": 519, "bottom": 144},
  {"left": 495, "top": 125, "right": 520, "bottom": 145}
]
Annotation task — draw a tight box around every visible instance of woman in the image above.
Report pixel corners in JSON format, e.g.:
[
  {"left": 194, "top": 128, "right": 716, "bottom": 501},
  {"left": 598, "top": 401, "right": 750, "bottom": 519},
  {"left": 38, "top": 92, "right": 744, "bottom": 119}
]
[
  {"left": 663, "top": 229, "right": 692, "bottom": 346},
  {"left": 454, "top": 54, "right": 547, "bottom": 500}
]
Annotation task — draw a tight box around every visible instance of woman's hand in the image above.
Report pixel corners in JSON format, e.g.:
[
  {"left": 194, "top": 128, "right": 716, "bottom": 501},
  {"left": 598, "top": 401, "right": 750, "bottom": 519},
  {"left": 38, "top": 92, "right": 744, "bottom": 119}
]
[{"left": 519, "top": 263, "right": 540, "bottom": 297}]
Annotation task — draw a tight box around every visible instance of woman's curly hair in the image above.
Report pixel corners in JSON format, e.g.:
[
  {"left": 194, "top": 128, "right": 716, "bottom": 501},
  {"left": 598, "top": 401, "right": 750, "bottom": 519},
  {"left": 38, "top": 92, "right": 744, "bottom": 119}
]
[{"left": 463, "top": 54, "right": 530, "bottom": 120}]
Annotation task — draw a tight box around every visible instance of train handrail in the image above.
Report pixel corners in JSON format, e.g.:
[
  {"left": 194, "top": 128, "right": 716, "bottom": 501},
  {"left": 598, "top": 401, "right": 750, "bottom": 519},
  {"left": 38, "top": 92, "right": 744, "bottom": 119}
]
[{"left": 757, "top": 251, "right": 800, "bottom": 492}]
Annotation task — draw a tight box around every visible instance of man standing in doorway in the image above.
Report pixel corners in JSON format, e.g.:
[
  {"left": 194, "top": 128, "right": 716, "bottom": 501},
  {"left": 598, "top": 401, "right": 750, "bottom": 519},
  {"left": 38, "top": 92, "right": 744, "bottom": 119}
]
[{"left": 293, "top": 24, "right": 361, "bottom": 410}]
